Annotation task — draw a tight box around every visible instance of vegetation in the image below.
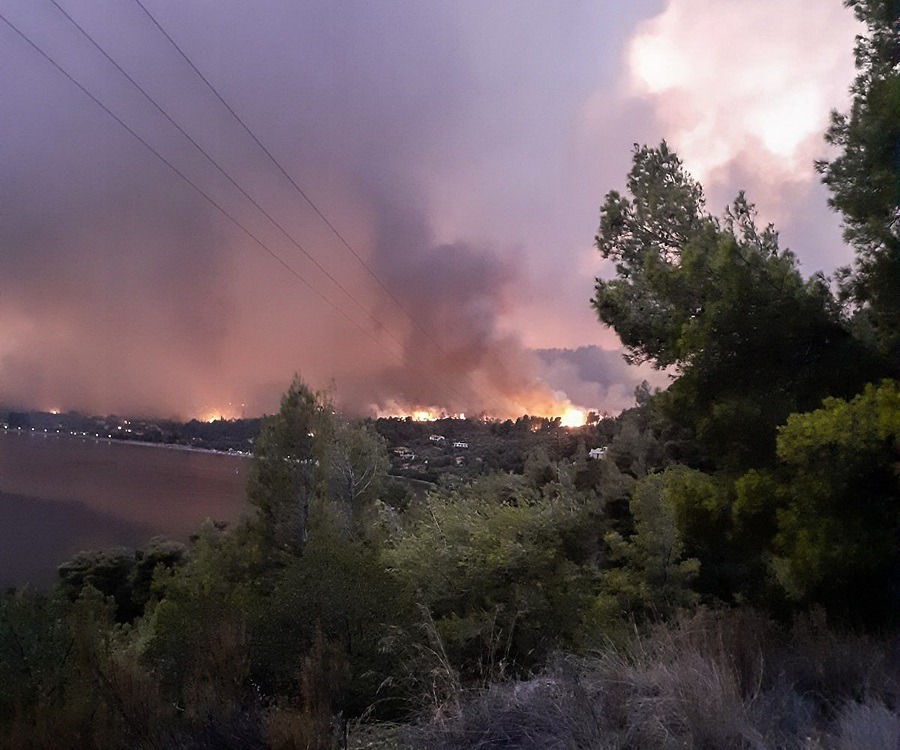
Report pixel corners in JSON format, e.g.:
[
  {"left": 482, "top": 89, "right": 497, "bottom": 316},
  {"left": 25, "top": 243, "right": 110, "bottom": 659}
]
[
  {"left": 1, "top": 408, "right": 262, "bottom": 453},
  {"left": 407, "top": 608, "right": 900, "bottom": 750},
  {"left": 2, "top": 404, "right": 589, "bottom": 472},
  {"left": 817, "top": 0, "right": 900, "bottom": 369},
  {"left": 1, "top": 2, "right": 898, "bottom": 747}
]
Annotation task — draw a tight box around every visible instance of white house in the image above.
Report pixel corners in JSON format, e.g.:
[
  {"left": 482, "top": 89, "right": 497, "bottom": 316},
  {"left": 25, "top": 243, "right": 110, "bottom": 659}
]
[{"left": 588, "top": 447, "right": 608, "bottom": 460}]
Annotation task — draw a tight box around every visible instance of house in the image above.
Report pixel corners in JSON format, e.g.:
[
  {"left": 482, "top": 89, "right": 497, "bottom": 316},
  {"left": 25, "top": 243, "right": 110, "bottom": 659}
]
[
  {"left": 429, "top": 434, "right": 446, "bottom": 442},
  {"left": 453, "top": 441, "right": 469, "bottom": 449},
  {"left": 588, "top": 447, "right": 608, "bottom": 460},
  {"left": 393, "top": 446, "right": 414, "bottom": 459}
]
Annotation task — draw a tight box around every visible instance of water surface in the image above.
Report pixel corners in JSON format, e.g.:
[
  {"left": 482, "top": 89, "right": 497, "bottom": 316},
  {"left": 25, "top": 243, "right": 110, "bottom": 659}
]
[{"left": 0, "top": 430, "right": 249, "bottom": 588}]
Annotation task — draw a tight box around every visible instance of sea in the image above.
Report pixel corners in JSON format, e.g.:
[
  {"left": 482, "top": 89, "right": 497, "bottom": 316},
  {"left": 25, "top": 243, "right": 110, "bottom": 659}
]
[{"left": 0, "top": 429, "right": 249, "bottom": 589}]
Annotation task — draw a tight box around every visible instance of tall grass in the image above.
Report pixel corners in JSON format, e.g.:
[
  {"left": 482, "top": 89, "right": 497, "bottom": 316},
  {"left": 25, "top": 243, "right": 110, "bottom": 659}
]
[{"left": 404, "top": 608, "right": 900, "bottom": 750}]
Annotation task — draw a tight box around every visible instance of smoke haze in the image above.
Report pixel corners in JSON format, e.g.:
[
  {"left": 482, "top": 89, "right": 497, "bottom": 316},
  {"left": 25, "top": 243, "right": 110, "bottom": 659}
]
[{"left": 0, "top": 1, "right": 860, "bottom": 418}]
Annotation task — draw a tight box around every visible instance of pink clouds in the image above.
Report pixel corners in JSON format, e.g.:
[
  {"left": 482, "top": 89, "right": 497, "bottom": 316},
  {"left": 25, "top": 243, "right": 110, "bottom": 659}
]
[
  {"left": 627, "top": 0, "right": 860, "bottom": 212},
  {"left": 0, "top": 2, "right": 864, "bottom": 420}
]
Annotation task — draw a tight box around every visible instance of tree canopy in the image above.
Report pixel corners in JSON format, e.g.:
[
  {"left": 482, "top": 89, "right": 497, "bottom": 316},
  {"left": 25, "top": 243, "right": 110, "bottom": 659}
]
[
  {"left": 817, "top": 0, "right": 900, "bottom": 367},
  {"left": 245, "top": 377, "right": 334, "bottom": 554},
  {"left": 591, "top": 126, "right": 900, "bottom": 617},
  {"left": 593, "top": 143, "right": 881, "bottom": 471}
]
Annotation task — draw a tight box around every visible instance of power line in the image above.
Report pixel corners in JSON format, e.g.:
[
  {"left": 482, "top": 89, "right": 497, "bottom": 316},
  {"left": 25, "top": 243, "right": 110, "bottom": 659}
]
[
  {"left": 0, "top": 10, "right": 473, "bottom": 406},
  {"left": 47, "top": 0, "right": 498, "bottom": 411},
  {"left": 129, "top": 0, "right": 513, "bottom": 410},
  {"left": 47, "top": 0, "right": 414, "bottom": 361}
]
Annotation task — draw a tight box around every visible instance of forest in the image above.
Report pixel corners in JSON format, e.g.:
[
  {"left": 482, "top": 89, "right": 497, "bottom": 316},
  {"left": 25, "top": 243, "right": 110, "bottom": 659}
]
[{"left": 1, "top": 2, "right": 898, "bottom": 748}]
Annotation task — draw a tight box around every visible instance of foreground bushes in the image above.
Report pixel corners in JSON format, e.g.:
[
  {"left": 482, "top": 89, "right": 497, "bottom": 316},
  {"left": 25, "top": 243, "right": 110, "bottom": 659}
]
[
  {"left": 2, "top": 381, "right": 898, "bottom": 748},
  {"left": 4, "top": 589, "right": 897, "bottom": 749},
  {"left": 406, "top": 608, "right": 900, "bottom": 750}
]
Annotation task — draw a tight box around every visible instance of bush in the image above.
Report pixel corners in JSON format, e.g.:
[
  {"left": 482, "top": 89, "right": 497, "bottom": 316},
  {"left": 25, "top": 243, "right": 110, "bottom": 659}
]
[{"left": 404, "top": 608, "right": 900, "bottom": 750}]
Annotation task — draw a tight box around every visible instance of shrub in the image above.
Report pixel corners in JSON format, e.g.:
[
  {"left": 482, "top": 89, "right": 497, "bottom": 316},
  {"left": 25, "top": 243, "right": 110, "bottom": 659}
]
[{"left": 404, "top": 608, "right": 900, "bottom": 750}]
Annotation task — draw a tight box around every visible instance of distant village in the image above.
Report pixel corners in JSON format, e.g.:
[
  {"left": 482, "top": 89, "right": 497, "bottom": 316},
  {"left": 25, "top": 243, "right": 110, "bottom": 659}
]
[
  {"left": 2, "top": 408, "right": 615, "bottom": 483},
  {"left": 0, "top": 409, "right": 260, "bottom": 455}
]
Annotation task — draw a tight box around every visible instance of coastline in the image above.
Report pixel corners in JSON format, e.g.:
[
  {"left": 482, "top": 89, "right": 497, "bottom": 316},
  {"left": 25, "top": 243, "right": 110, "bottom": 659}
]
[{"left": 0, "top": 427, "right": 251, "bottom": 458}]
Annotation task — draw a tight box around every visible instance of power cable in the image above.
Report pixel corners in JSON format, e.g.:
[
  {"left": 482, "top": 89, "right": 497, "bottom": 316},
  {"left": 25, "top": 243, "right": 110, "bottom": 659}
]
[
  {"left": 49, "top": 0, "right": 501, "bottom": 411},
  {"left": 130, "top": 0, "right": 516, "bottom": 411},
  {"left": 47, "top": 0, "right": 417, "bottom": 363},
  {"left": 0, "top": 11, "right": 473, "bottom": 406}
]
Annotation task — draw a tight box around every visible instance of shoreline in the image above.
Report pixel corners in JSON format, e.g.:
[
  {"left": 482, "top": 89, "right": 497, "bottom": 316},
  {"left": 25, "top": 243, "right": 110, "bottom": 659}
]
[{"left": 0, "top": 427, "right": 251, "bottom": 458}]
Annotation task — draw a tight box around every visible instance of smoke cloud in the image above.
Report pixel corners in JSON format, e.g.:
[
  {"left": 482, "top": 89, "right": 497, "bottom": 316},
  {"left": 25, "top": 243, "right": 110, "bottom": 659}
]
[
  {"left": 626, "top": 0, "right": 860, "bottom": 270},
  {"left": 0, "top": 1, "right": 862, "bottom": 419},
  {"left": 629, "top": 0, "right": 858, "bottom": 187}
]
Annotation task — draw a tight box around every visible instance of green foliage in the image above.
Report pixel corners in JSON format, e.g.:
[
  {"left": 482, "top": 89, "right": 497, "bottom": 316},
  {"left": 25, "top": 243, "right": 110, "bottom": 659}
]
[
  {"left": 592, "top": 132, "right": 897, "bottom": 620},
  {"left": 246, "top": 377, "right": 335, "bottom": 555},
  {"left": 247, "top": 377, "right": 394, "bottom": 557},
  {"left": 523, "top": 446, "right": 557, "bottom": 487},
  {"left": 594, "top": 144, "right": 881, "bottom": 471},
  {"left": 664, "top": 466, "right": 780, "bottom": 605},
  {"left": 0, "top": 589, "right": 70, "bottom": 726},
  {"left": 328, "top": 420, "right": 390, "bottom": 533},
  {"left": 57, "top": 547, "right": 137, "bottom": 622},
  {"left": 251, "top": 525, "right": 409, "bottom": 719},
  {"left": 606, "top": 392, "right": 666, "bottom": 477},
  {"left": 0, "top": 583, "right": 184, "bottom": 748},
  {"left": 55, "top": 538, "right": 187, "bottom": 624},
  {"left": 593, "top": 473, "right": 699, "bottom": 625},
  {"left": 129, "top": 537, "right": 187, "bottom": 614},
  {"left": 664, "top": 468, "right": 729, "bottom": 555},
  {"left": 385, "top": 471, "right": 620, "bottom": 677},
  {"left": 5, "top": 377, "right": 897, "bottom": 741},
  {"left": 143, "top": 521, "right": 260, "bottom": 709},
  {"left": 594, "top": 142, "right": 710, "bottom": 369},
  {"left": 756, "top": 380, "right": 900, "bottom": 619},
  {"left": 817, "top": 0, "right": 900, "bottom": 366}
]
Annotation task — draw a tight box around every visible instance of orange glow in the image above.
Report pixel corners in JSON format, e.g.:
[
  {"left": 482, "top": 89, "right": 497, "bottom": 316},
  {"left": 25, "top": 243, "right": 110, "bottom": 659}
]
[
  {"left": 376, "top": 395, "right": 593, "bottom": 425},
  {"left": 198, "top": 408, "right": 238, "bottom": 423},
  {"left": 375, "top": 401, "right": 467, "bottom": 421},
  {"left": 194, "top": 400, "right": 246, "bottom": 423},
  {"left": 560, "top": 408, "right": 586, "bottom": 428}
]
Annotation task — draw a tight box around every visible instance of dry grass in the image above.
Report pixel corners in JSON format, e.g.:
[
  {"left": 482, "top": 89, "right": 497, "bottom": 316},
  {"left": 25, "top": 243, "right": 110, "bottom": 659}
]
[
  {"left": 831, "top": 701, "right": 900, "bottom": 750},
  {"left": 401, "top": 608, "right": 900, "bottom": 750}
]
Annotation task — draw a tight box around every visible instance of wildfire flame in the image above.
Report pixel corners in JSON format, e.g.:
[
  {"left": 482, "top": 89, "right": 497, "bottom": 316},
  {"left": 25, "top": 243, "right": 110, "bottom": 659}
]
[
  {"left": 376, "top": 398, "right": 590, "bottom": 427},
  {"left": 560, "top": 408, "right": 586, "bottom": 428},
  {"left": 373, "top": 401, "right": 468, "bottom": 422},
  {"left": 197, "top": 406, "right": 243, "bottom": 423}
]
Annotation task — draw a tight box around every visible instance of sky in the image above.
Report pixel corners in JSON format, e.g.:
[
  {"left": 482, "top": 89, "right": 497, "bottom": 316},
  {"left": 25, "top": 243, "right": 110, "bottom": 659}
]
[{"left": 0, "top": 1, "right": 862, "bottom": 420}]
